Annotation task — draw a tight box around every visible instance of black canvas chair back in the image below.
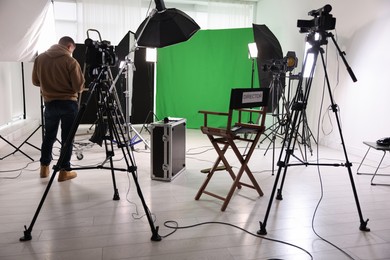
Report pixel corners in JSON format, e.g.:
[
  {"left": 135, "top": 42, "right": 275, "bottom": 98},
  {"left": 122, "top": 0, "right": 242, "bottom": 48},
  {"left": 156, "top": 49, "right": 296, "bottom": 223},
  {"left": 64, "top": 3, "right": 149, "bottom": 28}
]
[{"left": 229, "top": 88, "right": 269, "bottom": 109}]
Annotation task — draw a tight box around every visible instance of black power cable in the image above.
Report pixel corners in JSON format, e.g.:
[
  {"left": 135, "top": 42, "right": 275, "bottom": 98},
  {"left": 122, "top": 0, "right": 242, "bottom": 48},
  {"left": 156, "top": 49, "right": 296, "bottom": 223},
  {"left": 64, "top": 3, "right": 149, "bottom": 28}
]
[{"left": 162, "top": 220, "right": 314, "bottom": 259}]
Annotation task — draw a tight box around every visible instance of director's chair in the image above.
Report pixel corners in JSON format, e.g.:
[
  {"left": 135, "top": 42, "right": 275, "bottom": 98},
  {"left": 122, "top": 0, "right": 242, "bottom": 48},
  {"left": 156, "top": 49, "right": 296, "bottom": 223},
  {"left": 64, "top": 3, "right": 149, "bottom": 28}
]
[{"left": 195, "top": 88, "right": 270, "bottom": 211}]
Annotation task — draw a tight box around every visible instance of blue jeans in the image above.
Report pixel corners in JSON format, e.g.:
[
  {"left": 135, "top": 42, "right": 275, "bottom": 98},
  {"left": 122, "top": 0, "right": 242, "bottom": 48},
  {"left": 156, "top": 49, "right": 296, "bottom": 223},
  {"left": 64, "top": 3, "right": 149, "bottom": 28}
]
[{"left": 40, "top": 100, "right": 78, "bottom": 170}]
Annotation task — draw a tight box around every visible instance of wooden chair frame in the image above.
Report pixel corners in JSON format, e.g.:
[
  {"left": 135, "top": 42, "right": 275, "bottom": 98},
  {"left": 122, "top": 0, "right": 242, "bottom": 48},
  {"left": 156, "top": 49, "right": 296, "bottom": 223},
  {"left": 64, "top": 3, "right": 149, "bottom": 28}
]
[{"left": 195, "top": 88, "right": 269, "bottom": 211}]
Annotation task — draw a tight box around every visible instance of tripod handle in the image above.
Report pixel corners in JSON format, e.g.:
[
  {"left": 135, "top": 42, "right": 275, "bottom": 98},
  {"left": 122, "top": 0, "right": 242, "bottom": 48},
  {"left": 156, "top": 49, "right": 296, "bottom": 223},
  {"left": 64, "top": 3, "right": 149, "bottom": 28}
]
[
  {"left": 347, "top": 66, "right": 357, "bottom": 82},
  {"left": 329, "top": 32, "right": 357, "bottom": 82}
]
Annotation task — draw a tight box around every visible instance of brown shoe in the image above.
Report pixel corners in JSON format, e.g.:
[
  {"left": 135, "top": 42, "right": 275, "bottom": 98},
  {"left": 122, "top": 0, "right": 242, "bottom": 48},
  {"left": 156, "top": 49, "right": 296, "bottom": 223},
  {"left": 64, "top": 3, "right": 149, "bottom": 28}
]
[
  {"left": 58, "top": 170, "right": 77, "bottom": 182},
  {"left": 40, "top": 165, "right": 50, "bottom": 178}
]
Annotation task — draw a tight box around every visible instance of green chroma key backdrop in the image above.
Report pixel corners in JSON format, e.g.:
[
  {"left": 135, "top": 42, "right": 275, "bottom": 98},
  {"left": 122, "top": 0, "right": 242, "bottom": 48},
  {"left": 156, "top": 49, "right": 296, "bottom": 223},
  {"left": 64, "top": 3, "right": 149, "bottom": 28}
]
[{"left": 156, "top": 27, "right": 259, "bottom": 129}]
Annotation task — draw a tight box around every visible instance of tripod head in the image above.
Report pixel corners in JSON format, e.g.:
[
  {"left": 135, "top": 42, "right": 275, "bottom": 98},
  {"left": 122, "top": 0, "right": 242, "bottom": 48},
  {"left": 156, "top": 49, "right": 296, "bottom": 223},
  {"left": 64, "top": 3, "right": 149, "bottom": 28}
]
[
  {"left": 84, "top": 29, "right": 118, "bottom": 79},
  {"left": 297, "top": 4, "right": 336, "bottom": 34},
  {"left": 305, "top": 30, "right": 330, "bottom": 48},
  {"left": 299, "top": 4, "right": 336, "bottom": 50},
  {"left": 298, "top": 5, "right": 357, "bottom": 82}
]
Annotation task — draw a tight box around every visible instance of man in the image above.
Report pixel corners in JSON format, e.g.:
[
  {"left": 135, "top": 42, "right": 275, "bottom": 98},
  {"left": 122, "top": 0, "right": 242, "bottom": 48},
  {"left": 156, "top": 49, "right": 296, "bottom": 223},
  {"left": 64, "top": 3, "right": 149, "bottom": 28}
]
[{"left": 32, "top": 36, "right": 85, "bottom": 182}]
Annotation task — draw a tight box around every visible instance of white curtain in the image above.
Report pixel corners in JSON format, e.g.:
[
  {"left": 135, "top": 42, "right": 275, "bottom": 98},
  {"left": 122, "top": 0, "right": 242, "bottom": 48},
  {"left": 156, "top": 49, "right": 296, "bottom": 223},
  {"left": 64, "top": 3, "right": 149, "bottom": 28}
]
[
  {"left": 0, "top": 62, "right": 24, "bottom": 127},
  {"left": 77, "top": 0, "right": 143, "bottom": 45},
  {"left": 76, "top": 0, "right": 254, "bottom": 43},
  {"left": 0, "top": 0, "right": 51, "bottom": 62},
  {"left": 0, "top": 0, "right": 50, "bottom": 128},
  {"left": 206, "top": 2, "right": 254, "bottom": 29},
  {"left": 0, "top": 0, "right": 255, "bottom": 60}
]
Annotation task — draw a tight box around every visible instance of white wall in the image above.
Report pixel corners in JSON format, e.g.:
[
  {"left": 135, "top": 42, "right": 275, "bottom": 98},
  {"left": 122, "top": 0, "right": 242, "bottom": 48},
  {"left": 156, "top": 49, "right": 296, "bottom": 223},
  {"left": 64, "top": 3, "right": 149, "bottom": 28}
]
[{"left": 256, "top": 0, "right": 390, "bottom": 156}]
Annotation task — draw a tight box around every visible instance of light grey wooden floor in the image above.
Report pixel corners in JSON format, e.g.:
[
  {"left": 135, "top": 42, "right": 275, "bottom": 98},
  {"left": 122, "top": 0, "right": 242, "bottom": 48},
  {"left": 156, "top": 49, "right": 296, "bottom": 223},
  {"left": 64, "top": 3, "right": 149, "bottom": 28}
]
[{"left": 0, "top": 126, "right": 389, "bottom": 260}]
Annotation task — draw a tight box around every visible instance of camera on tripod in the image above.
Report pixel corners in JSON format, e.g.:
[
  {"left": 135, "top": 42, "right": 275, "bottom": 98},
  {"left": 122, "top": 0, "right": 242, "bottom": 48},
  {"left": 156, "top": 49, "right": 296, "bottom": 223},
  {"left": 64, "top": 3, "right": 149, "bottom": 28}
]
[
  {"left": 262, "top": 51, "right": 298, "bottom": 74},
  {"left": 84, "top": 29, "right": 118, "bottom": 77},
  {"left": 297, "top": 4, "right": 336, "bottom": 34}
]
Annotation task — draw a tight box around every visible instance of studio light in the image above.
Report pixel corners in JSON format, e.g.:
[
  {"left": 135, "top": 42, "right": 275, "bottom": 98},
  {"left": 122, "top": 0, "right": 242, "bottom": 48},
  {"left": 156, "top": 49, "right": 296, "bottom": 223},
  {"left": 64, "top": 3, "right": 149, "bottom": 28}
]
[
  {"left": 247, "top": 42, "right": 258, "bottom": 123},
  {"left": 248, "top": 42, "right": 258, "bottom": 59},
  {"left": 303, "top": 32, "right": 320, "bottom": 78},
  {"left": 135, "top": 0, "right": 200, "bottom": 48},
  {"left": 146, "top": 48, "right": 157, "bottom": 63},
  {"left": 285, "top": 51, "right": 298, "bottom": 72},
  {"left": 119, "top": 60, "right": 127, "bottom": 69}
]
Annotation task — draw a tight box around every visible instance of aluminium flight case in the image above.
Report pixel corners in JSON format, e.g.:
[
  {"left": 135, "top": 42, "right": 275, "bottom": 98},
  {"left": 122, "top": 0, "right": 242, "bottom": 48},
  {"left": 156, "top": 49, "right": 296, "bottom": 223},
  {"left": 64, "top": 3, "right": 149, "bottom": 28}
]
[{"left": 149, "top": 118, "right": 186, "bottom": 181}]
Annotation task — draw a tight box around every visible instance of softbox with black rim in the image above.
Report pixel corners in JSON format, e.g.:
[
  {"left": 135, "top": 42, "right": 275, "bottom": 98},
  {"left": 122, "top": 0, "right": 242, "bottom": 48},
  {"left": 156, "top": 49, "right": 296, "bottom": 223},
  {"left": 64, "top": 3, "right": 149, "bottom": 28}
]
[{"left": 252, "top": 24, "right": 284, "bottom": 112}]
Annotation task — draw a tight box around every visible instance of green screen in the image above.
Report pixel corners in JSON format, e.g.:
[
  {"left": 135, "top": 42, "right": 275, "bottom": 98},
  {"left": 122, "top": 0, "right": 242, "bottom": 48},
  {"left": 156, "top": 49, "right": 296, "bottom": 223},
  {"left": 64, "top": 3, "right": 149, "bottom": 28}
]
[{"left": 156, "top": 28, "right": 258, "bottom": 129}]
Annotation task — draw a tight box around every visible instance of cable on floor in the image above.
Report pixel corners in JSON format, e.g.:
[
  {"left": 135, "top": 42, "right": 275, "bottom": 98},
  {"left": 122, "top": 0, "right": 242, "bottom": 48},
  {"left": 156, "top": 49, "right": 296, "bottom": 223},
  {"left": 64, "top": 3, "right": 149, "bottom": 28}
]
[
  {"left": 162, "top": 220, "right": 314, "bottom": 260},
  {"left": 0, "top": 160, "right": 39, "bottom": 179}
]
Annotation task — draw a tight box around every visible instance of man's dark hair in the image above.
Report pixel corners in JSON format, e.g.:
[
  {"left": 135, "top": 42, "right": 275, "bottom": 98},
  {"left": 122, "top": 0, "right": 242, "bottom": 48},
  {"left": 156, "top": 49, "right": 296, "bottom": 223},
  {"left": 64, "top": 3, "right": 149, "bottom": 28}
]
[{"left": 58, "top": 36, "right": 75, "bottom": 47}]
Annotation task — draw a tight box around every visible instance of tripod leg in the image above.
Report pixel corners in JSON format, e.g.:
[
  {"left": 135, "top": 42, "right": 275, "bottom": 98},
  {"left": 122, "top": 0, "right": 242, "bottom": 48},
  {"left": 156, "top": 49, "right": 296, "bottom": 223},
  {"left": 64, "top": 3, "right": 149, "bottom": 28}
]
[
  {"left": 258, "top": 164, "right": 283, "bottom": 235},
  {"left": 271, "top": 135, "right": 275, "bottom": 175},
  {"left": 93, "top": 83, "right": 121, "bottom": 201},
  {"left": 104, "top": 138, "right": 120, "bottom": 200},
  {"left": 258, "top": 130, "right": 296, "bottom": 234},
  {"left": 20, "top": 104, "right": 87, "bottom": 241},
  {"left": 318, "top": 50, "right": 370, "bottom": 232},
  {"left": 19, "top": 169, "right": 59, "bottom": 241},
  {"left": 119, "top": 139, "right": 162, "bottom": 240},
  {"left": 20, "top": 76, "right": 102, "bottom": 242},
  {"left": 103, "top": 83, "right": 161, "bottom": 241},
  {"left": 258, "top": 84, "right": 307, "bottom": 235},
  {"left": 276, "top": 98, "right": 308, "bottom": 198}
]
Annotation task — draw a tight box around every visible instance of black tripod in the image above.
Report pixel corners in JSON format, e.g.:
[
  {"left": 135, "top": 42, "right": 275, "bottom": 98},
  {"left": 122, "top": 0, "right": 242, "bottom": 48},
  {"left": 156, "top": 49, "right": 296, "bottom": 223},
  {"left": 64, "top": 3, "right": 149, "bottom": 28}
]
[
  {"left": 287, "top": 76, "right": 317, "bottom": 162},
  {"left": 260, "top": 72, "right": 290, "bottom": 174},
  {"left": 261, "top": 72, "right": 290, "bottom": 144},
  {"left": 20, "top": 66, "right": 161, "bottom": 242},
  {"left": 261, "top": 71, "right": 316, "bottom": 173},
  {"left": 257, "top": 30, "right": 370, "bottom": 235}
]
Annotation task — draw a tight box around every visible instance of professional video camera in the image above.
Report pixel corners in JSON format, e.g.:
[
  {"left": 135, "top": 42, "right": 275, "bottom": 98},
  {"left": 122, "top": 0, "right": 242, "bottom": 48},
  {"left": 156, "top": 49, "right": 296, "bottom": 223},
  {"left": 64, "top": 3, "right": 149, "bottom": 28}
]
[
  {"left": 84, "top": 29, "right": 118, "bottom": 77},
  {"left": 297, "top": 4, "right": 336, "bottom": 33},
  {"left": 263, "top": 51, "right": 298, "bottom": 74}
]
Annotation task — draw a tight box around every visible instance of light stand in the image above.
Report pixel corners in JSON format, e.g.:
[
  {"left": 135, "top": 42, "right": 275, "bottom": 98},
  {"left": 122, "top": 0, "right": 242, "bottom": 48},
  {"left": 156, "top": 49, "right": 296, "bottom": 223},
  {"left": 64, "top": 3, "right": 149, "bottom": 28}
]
[
  {"left": 112, "top": 53, "right": 151, "bottom": 150},
  {"left": 259, "top": 52, "right": 313, "bottom": 173},
  {"left": 0, "top": 64, "right": 43, "bottom": 161},
  {"left": 257, "top": 7, "right": 370, "bottom": 235},
  {"left": 0, "top": 126, "right": 41, "bottom": 161},
  {"left": 116, "top": 0, "right": 200, "bottom": 148},
  {"left": 248, "top": 43, "right": 257, "bottom": 124},
  {"left": 259, "top": 70, "right": 290, "bottom": 174}
]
